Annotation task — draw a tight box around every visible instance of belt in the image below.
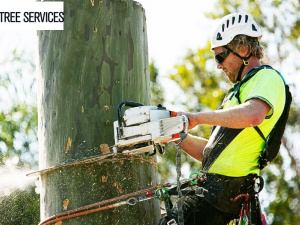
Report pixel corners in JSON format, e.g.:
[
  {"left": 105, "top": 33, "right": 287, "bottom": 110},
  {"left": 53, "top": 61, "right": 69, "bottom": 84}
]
[{"left": 199, "top": 172, "right": 259, "bottom": 214}]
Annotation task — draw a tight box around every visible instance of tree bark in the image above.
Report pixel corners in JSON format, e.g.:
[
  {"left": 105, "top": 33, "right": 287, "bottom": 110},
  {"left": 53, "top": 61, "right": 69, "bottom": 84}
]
[{"left": 37, "top": 0, "right": 160, "bottom": 224}]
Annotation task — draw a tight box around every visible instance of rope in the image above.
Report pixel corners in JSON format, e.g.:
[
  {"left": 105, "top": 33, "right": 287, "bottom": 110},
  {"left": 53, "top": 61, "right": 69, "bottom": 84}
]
[
  {"left": 39, "top": 177, "right": 197, "bottom": 225},
  {"left": 39, "top": 178, "right": 193, "bottom": 225},
  {"left": 39, "top": 186, "right": 160, "bottom": 225},
  {"left": 175, "top": 115, "right": 188, "bottom": 225},
  {"left": 176, "top": 132, "right": 187, "bottom": 225}
]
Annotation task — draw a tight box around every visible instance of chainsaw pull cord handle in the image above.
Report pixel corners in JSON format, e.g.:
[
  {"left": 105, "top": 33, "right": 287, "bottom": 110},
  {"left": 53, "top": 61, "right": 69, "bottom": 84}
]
[{"left": 117, "top": 101, "right": 144, "bottom": 137}]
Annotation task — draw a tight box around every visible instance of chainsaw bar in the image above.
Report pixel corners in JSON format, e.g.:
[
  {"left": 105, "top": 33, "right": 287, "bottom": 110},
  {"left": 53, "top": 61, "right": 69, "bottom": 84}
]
[
  {"left": 26, "top": 145, "right": 159, "bottom": 177},
  {"left": 26, "top": 151, "right": 115, "bottom": 177}
]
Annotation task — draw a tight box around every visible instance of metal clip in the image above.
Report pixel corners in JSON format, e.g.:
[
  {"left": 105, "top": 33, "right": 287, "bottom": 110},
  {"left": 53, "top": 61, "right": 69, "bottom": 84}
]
[
  {"left": 243, "top": 59, "right": 249, "bottom": 65},
  {"left": 195, "top": 187, "right": 208, "bottom": 198},
  {"left": 167, "top": 219, "right": 178, "bottom": 225},
  {"left": 126, "top": 197, "right": 138, "bottom": 206}
]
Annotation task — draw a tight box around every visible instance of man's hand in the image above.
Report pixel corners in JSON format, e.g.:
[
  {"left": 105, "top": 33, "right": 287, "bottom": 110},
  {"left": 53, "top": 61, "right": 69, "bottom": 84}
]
[{"left": 177, "top": 112, "right": 198, "bottom": 130}]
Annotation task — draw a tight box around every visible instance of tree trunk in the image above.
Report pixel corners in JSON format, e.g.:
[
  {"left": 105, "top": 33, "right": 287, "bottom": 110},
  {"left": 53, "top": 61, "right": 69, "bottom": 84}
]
[{"left": 37, "top": 0, "right": 160, "bottom": 224}]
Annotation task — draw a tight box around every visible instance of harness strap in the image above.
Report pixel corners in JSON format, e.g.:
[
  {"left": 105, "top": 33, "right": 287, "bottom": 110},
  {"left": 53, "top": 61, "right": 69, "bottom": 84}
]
[
  {"left": 254, "top": 126, "right": 267, "bottom": 142},
  {"left": 224, "top": 46, "right": 252, "bottom": 82},
  {"left": 234, "top": 65, "right": 289, "bottom": 152},
  {"left": 202, "top": 126, "right": 243, "bottom": 171}
]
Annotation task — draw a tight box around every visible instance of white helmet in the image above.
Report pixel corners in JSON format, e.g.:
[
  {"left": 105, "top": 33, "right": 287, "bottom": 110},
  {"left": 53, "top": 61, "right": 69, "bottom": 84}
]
[{"left": 211, "top": 13, "right": 262, "bottom": 49}]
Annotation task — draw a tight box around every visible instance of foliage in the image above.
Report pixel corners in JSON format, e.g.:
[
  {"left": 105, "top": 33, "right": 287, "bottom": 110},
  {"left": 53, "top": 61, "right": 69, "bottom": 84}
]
[
  {"left": 150, "top": 60, "right": 165, "bottom": 106},
  {"left": 170, "top": 43, "right": 229, "bottom": 112},
  {"left": 0, "top": 104, "right": 38, "bottom": 167},
  {"left": 0, "top": 185, "right": 40, "bottom": 225},
  {"left": 0, "top": 48, "right": 39, "bottom": 225},
  {"left": 0, "top": 48, "right": 38, "bottom": 167}
]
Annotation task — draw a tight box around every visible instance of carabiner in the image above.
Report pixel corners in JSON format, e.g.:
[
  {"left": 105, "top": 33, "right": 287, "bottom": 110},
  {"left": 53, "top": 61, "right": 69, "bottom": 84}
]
[
  {"left": 155, "top": 187, "right": 170, "bottom": 201},
  {"left": 189, "top": 171, "right": 203, "bottom": 185}
]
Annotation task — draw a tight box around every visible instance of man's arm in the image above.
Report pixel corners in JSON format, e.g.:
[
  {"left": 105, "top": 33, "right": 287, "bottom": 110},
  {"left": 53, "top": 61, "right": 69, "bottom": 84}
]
[
  {"left": 178, "top": 98, "right": 270, "bottom": 161},
  {"left": 180, "top": 98, "right": 271, "bottom": 130},
  {"left": 180, "top": 134, "right": 208, "bottom": 161}
]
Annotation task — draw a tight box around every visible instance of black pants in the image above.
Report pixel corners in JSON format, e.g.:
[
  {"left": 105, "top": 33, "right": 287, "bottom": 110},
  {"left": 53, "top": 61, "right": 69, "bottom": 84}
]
[{"left": 157, "top": 195, "right": 236, "bottom": 225}]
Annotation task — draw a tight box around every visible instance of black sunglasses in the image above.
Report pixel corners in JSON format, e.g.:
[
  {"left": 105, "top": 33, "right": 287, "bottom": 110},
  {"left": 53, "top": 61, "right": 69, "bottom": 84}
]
[{"left": 214, "top": 48, "right": 231, "bottom": 64}]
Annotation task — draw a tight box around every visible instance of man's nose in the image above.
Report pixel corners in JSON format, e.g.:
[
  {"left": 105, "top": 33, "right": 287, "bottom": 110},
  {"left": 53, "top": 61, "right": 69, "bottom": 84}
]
[{"left": 217, "top": 63, "right": 223, "bottom": 69}]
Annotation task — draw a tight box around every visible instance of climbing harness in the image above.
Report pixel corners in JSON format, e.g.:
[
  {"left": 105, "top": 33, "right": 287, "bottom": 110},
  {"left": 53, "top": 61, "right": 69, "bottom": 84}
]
[{"left": 228, "top": 175, "right": 265, "bottom": 225}]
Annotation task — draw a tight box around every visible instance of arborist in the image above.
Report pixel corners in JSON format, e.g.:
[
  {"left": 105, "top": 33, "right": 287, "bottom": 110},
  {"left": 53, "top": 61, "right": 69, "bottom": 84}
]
[{"left": 158, "top": 12, "right": 287, "bottom": 225}]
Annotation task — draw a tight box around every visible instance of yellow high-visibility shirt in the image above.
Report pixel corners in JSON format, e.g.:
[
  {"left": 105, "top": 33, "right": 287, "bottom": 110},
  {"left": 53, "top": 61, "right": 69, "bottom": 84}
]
[{"left": 207, "top": 68, "right": 286, "bottom": 177}]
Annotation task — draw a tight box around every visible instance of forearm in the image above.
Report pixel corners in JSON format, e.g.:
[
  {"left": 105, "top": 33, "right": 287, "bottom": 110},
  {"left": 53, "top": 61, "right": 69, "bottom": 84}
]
[
  {"left": 195, "top": 106, "right": 257, "bottom": 128},
  {"left": 188, "top": 99, "right": 270, "bottom": 129},
  {"left": 181, "top": 134, "right": 208, "bottom": 161}
]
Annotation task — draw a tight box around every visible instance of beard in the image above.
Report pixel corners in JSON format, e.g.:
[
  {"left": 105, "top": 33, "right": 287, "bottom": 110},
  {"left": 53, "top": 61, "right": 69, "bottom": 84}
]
[{"left": 223, "top": 69, "right": 238, "bottom": 83}]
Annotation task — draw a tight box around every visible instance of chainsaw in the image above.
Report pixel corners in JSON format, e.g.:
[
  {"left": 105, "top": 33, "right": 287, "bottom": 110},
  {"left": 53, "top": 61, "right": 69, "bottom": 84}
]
[
  {"left": 27, "top": 101, "right": 189, "bottom": 177},
  {"left": 113, "top": 101, "right": 189, "bottom": 155}
]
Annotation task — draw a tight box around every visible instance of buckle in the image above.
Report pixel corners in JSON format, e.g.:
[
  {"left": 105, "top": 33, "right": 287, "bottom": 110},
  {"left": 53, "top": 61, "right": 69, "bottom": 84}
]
[{"left": 167, "top": 219, "right": 178, "bottom": 225}]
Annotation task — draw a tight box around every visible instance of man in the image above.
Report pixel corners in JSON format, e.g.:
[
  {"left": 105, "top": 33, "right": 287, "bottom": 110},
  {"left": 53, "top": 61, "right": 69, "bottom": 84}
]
[{"left": 158, "top": 12, "right": 286, "bottom": 225}]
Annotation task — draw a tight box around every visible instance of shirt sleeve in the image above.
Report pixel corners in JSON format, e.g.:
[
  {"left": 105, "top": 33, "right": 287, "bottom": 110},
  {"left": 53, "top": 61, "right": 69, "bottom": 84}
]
[{"left": 240, "top": 69, "right": 285, "bottom": 118}]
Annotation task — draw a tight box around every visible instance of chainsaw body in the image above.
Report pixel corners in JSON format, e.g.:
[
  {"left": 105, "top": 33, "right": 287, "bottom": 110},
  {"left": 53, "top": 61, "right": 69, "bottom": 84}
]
[{"left": 113, "top": 103, "right": 188, "bottom": 155}]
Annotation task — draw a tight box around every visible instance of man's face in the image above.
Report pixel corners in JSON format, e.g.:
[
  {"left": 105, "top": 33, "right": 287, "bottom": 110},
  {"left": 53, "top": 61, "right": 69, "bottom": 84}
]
[{"left": 213, "top": 46, "right": 242, "bottom": 83}]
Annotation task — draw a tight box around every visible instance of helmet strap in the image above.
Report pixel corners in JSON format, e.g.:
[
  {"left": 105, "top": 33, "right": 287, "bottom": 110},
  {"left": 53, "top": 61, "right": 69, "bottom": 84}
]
[{"left": 223, "top": 46, "right": 252, "bottom": 82}]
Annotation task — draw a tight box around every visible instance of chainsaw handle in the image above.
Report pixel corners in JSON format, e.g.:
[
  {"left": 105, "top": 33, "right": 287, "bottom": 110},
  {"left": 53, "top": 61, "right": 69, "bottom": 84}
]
[
  {"left": 121, "top": 101, "right": 144, "bottom": 108},
  {"left": 117, "top": 101, "right": 144, "bottom": 137}
]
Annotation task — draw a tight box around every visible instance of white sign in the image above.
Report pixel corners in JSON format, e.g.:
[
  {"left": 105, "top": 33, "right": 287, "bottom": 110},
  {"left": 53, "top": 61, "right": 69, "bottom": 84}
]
[{"left": 0, "top": 2, "right": 64, "bottom": 30}]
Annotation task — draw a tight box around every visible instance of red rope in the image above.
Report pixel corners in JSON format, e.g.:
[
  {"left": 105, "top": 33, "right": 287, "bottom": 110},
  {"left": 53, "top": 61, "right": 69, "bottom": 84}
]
[
  {"left": 41, "top": 201, "right": 128, "bottom": 225},
  {"left": 39, "top": 186, "right": 160, "bottom": 225}
]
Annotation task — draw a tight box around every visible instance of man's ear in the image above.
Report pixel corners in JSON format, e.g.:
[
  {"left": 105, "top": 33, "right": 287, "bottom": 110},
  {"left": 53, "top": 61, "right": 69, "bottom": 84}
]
[{"left": 238, "top": 44, "right": 249, "bottom": 57}]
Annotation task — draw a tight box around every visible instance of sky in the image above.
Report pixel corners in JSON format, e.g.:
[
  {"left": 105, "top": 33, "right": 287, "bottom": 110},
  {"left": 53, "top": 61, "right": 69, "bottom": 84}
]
[{"left": 136, "top": 0, "right": 216, "bottom": 75}]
